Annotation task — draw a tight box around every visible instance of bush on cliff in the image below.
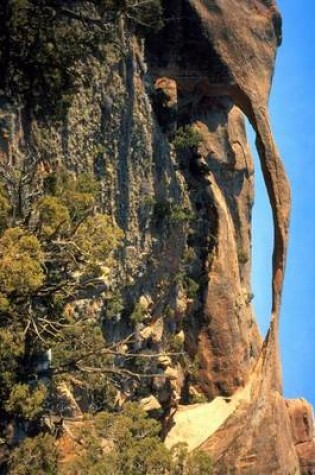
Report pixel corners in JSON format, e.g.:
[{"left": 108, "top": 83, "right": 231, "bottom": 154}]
[
  {"left": 8, "top": 434, "right": 58, "bottom": 475},
  {"left": 0, "top": 168, "right": 123, "bottom": 421},
  {"left": 8, "top": 403, "right": 212, "bottom": 475},
  {"left": 7, "top": 404, "right": 212, "bottom": 475},
  {"left": 173, "top": 126, "right": 202, "bottom": 152}
]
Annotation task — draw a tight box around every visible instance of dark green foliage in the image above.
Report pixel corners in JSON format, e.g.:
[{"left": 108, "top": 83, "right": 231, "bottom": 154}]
[
  {"left": 186, "top": 450, "right": 213, "bottom": 474},
  {"left": 0, "top": 166, "right": 211, "bottom": 473},
  {"left": 76, "top": 172, "right": 101, "bottom": 196},
  {"left": 0, "top": 1, "right": 112, "bottom": 119},
  {"left": 130, "top": 301, "right": 147, "bottom": 325},
  {"left": 0, "top": 227, "right": 44, "bottom": 294},
  {"left": 0, "top": 185, "right": 11, "bottom": 233},
  {"left": 168, "top": 334, "right": 184, "bottom": 352},
  {"left": 0, "top": 328, "right": 24, "bottom": 404},
  {"left": 184, "top": 276, "right": 200, "bottom": 299},
  {"left": 43, "top": 173, "right": 59, "bottom": 196},
  {"left": 175, "top": 272, "right": 200, "bottom": 300},
  {"left": 153, "top": 200, "right": 172, "bottom": 220},
  {"left": 0, "top": 168, "right": 123, "bottom": 426},
  {"left": 170, "top": 204, "right": 194, "bottom": 223},
  {"left": 5, "top": 383, "right": 47, "bottom": 421},
  {"left": 59, "top": 173, "right": 100, "bottom": 222},
  {"left": 8, "top": 409, "right": 212, "bottom": 475},
  {"left": 45, "top": 170, "right": 101, "bottom": 222},
  {"left": 106, "top": 291, "right": 124, "bottom": 319},
  {"left": 0, "top": 0, "right": 163, "bottom": 119},
  {"left": 63, "top": 404, "right": 213, "bottom": 475},
  {"left": 61, "top": 403, "right": 169, "bottom": 474},
  {"left": 75, "top": 213, "right": 123, "bottom": 262},
  {"left": 8, "top": 434, "right": 58, "bottom": 475},
  {"left": 172, "top": 444, "right": 213, "bottom": 475},
  {"left": 153, "top": 200, "right": 193, "bottom": 225},
  {"left": 50, "top": 321, "right": 107, "bottom": 371},
  {"left": 173, "top": 126, "right": 202, "bottom": 151},
  {"left": 36, "top": 196, "right": 70, "bottom": 238}
]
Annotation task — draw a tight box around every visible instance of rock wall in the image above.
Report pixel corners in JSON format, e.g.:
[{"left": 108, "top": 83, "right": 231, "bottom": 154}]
[
  {"left": 287, "top": 399, "right": 315, "bottom": 474},
  {"left": 0, "top": 0, "right": 314, "bottom": 473},
  {"left": 150, "top": 1, "right": 315, "bottom": 472}
]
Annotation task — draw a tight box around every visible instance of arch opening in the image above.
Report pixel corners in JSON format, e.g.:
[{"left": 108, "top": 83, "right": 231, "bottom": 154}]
[{"left": 245, "top": 118, "right": 273, "bottom": 338}]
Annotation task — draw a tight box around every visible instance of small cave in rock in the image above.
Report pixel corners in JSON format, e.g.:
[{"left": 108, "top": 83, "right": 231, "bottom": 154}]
[{"left": 146, "top": 0, "right": 232, "bottom": 87}]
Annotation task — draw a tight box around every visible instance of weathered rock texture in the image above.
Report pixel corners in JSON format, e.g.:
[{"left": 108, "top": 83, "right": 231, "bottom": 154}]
[
  {"left": 287, "top": 399, "right": 315, "bottom": 474},
  {"left": 150, "top": 1, "right": 314, "bottom": 472},
  {"left": 0, "top": 0, "right": 313, "bottom": 473}
]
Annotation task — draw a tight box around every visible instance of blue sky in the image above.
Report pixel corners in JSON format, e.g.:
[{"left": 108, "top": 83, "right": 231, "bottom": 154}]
[{"left": 251, "top": 0, "right": 315, "bottom": 406}]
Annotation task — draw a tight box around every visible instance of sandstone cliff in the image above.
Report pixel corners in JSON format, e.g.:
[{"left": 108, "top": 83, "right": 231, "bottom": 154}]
[{"left": 0, "top": 0, "right": 314, "bottom": 473}]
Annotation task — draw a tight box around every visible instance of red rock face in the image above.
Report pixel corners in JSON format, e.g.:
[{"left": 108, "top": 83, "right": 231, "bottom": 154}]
[
  {"left": 184, "top": 0, "right": 291, "bottom": 363},
  {"left": 287, "top": 399, "right": 315, "bottom": 474},
  {"left": 148, "top": 1, "right": 314, "bottom": 472},
  {"left": 149, "top": 0, "right": 288, "bottom": 396}
]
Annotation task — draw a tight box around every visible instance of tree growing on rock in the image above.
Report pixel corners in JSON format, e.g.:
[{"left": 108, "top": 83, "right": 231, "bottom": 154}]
[{"left": 0, "top": 163, "right": 124, "bottom": 422}]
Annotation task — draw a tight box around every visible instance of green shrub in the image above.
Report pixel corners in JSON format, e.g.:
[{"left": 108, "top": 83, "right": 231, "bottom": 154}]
[
  {"left": 36, "top": 196, "right": 70, "bottom": 238},
  {"left": 0, "top": 227, "right": 44, "bottom": 294},
  {"left": 142, "top": 196, "right": 156, "bottom": 207},
  {"left": 130, "top": 302, "right": 147, "bottom": 325},
  {"left": 0, "top": 328, "right": 24, "bottom": 403},
  {"left": 76, "top": 173, "right": 101, "bottom": 196},
  {"left": 175, "top": 272, "right": 200, "bottom": 300},
  {"left": 1, "top": 1, "right": 112, "bottom": 119},
  {"left": 173, "top": 126, "right": 202, "bottom": 151},
  {"left": 184, "top": 277, "right": 200, "bottom": 299},
  {"left": 153, "top": 201, "right": 193, "bottom": 224},
  {"left": 5, "top": 383, "right": 47, "bottom": 421},
  {"left": 43, "top": 173, "right": 59, "bottom": 196},
  {"left": 74, "top": 213, "right": 123, "bottom": 262},
  {"left": 189, "top": 392, "right": 208, "bottom": 405},
  {"left": 62, "top": 190, "right": 95, "bottom": 222},
  {"left": 183, "top": 247, "right": 197, "bottom": 265},
  {"left": 0, "top": 185, "right": 11, "bottom": 233},
  {"left": 186, "top": 449, "right": 213, "bottom": 474},
  {"left": 169, "top": 334, "right": 184, "bottom": 352},
  {"left": 60, "top": 172, "right": 101, "bottom": 222},
  {"left": 106, "top": 292, "right": 125, "bottom": 319},
  {"left": 63, "top": 403, "right": 212, "bottom": 475},
  {"left": 8, "top": 434, "right": 58, "bottom": 475},
  {"left": 170, "top": 443, "right": 213, "bottom": 475},
  {"left": 170, "top": 205, "right": 194, "bottom": 223}
]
